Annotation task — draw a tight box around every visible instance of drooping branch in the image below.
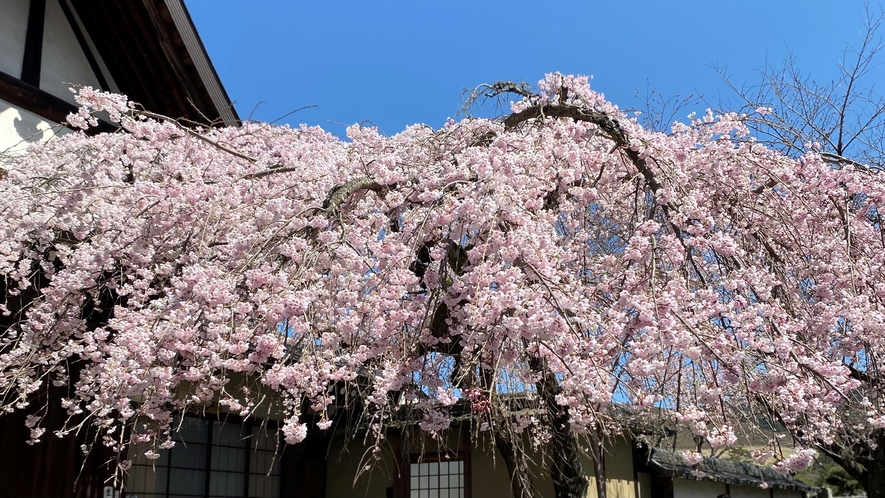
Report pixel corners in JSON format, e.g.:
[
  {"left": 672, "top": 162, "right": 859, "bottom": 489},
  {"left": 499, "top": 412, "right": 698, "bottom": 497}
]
[
  {"left": 846, "top": 363, "right": 871, "bottom": 383},
  {"left": 7, "top": 75, "right": 885, "bottom": 497}
]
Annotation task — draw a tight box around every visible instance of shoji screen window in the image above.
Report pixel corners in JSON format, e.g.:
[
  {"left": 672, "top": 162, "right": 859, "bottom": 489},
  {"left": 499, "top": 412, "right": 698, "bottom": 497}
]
[{"left": 409, "top": 459, "right": 466, "bottom": 498}]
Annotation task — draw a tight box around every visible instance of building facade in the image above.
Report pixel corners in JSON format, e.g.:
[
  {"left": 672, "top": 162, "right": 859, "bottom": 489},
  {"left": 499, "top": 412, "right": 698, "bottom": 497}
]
[{"left": 0, "top": 0, "right": 237, "bottom": 156}]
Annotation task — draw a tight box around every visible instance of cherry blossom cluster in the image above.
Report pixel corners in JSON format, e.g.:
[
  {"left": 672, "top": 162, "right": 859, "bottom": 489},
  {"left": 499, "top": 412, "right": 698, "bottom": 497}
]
[{"left": 1, "top": 75, "right": 884, "bottom": 474}]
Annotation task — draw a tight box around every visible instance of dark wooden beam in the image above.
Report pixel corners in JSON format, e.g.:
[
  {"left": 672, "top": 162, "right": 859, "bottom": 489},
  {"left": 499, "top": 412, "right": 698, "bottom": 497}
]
[
  {"left": 142, "top": 0, "right": 206, "bottom": 114},
  {"left": 69, "top": 1, "right": 193, "bottom": 120},
  {"left": 0, "top": 70, "right": 115, "bottom": 134},
  {"left": 1, "top": 69, "right": 75, "bottom": 124},
  {"left": 21, "top": 0, "right": 47, "bottom": 86}
]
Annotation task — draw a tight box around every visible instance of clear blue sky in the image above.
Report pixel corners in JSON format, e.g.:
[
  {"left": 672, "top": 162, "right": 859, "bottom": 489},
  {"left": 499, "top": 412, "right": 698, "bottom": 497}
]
[{"left": 186, "top": 1, "right": 883, "bottom": 136}]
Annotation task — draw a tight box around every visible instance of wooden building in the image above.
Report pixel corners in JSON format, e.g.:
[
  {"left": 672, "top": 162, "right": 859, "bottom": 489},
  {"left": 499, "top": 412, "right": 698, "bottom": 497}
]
[{"left": 0, "top": 0, "right": 238, "bottom": 155}]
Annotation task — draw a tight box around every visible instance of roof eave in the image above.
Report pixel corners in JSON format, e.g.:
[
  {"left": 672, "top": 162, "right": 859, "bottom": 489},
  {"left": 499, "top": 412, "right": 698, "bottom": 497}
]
[
  {"left": 162, "top": 0, "right": 239, "bottom": 127},
  {"left": 70, "top": 0, "right": 240, "bottom": 127}
]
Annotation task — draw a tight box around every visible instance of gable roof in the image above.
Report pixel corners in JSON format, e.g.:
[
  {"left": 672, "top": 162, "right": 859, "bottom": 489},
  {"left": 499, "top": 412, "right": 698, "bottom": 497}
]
[
  {"left": 639, "top": 446, "right": 817, "bottom": 492},
  {"left": 68, "top": 0, "right": 238, "bottom": 126}
]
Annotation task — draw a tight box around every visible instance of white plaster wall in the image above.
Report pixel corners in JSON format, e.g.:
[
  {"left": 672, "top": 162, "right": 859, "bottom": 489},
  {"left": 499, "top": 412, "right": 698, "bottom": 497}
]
[
  {"left": 731, "top": 484, "right": 771, "bottom": 498},
  {"left": 731, "top": 485, "right": 802, "bottom": 498},
  {"left": 469, "top": 435, "right": 638, "bottom": 498},
  {"left": 0, "top": 0, "right": 30, "bottom": 77},
  {"left": 672, "top": 478, "right": 727, "bottom": 498},
  {"left": 0, "top": 98, "right": 67, "bottom": 156},
  {"left": 40, "top": 0, "right": 102, "bottom": 104},
  {"left": 582, "top": 437, "right": 638, "bottom": 498}
]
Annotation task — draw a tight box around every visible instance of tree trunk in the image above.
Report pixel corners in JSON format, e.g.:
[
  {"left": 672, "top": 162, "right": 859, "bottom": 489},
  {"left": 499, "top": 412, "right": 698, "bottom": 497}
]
[
  {"left": 865, "top": 431, "right": 885, "bottom": 498},
  {"left": 531, "top": 357, "right": 589, "bottom": 498},
  {"left": 588, "top": 432, "right": 606, "bottom": 498},
  {"left": 493, "top": 426, "right": 536, "bottom": 498},
  {"left": 870, "top": 472, "right": 885, "bottom": 498},
  {"left": 822, "top": 429, "right": 885, "bottom": 498}
]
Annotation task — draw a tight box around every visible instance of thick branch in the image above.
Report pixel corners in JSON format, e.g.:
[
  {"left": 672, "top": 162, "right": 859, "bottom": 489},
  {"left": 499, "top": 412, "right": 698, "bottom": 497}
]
[
  {"left": 846, "top": 363, "right": 871, "bottom": 383},
  {"left": 503, "top": 104, "right": 662, "bottom": 194},
  {"left": 322, "top": 177, "right": 385, "bottom": 216},
  {"left": 241, "top": 167, "right": 301, "bottom": 180},
  {"left": 820, "top": 152, "right": 871, "bottom": 171}
]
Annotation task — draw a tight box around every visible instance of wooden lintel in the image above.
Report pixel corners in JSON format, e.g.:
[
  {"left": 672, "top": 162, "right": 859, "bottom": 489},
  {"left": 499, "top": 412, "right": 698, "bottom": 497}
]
[{"left": 0, "top": 70, "right": 116, "bottom": 134}]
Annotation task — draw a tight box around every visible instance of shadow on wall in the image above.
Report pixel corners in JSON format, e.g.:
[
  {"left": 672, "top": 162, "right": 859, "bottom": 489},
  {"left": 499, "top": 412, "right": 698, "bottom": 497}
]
[
  {"left": 0, "top": 102, "right": 56, "bottom": 154},
  {"left": 14, "top": 115, "right": 48, "bottom": 142}
]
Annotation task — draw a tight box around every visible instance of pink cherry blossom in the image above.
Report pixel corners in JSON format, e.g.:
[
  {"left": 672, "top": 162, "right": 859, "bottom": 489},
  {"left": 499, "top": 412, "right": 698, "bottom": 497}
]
[{"left": 1, "top": 75, "right": 883, "bottom": 482}]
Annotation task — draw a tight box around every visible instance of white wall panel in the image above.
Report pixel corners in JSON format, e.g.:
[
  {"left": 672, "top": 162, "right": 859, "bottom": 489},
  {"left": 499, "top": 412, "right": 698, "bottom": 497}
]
[
  {"left": 40, "top": 0, "right": 101, "bottom": 104},
  {"left": 672, "top": 478, "right": 727, "bottom": 498},
  {"left": 0, "top": 0, "right": 30, "bottom": 77}
]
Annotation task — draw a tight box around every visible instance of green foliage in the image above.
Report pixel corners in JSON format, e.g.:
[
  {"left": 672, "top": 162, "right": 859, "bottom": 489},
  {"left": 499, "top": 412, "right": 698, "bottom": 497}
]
[
  {"left": 724, "top": 449, "right": 862, "bottom": 496},
  {"left": 796, "top": 458, "right": 863, "bottom": 496},
  {"left": 723, "top": 447, "right": 755, "bottom": 464}
]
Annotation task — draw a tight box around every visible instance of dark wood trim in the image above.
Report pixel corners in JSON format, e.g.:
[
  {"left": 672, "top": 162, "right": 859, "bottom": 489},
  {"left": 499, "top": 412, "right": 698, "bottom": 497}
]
[
  {"left": 0, "top": 70, "right": 115, "bottom": 134},
  {"left": 165, "top": 0, "right": 239, "bottom": 125},
  {"left": 1, "top": 69, "right": 77, "bottom": 124},
  {"left": 281, "top": 434, "right": 327, "bottom": 498},
  {"left": 393, "top": 433, "right": 402, "bottom": 498},
  {"left": 651, "top": 476, "right": 674, "bottom": 498},
  {"left": 392, "top": 430, "right": 408, "bottom": 498},
  {"left": 56, "top": 0, "right": 110, "bottom": 91},
  {"left": 141, "top": 0, "right": 204, "bottom": 111},
  {"left": 203, "top": 418, "right": 215, "bottom": 498},
  {"left": 0, "top": 363, "right": 113, "bottom": 498},
  {"left": 242, "top": 433, "right": 252, "bottom": 498},
  {"left": 21, "top": 0, "right": 47, "bottom": 86}
]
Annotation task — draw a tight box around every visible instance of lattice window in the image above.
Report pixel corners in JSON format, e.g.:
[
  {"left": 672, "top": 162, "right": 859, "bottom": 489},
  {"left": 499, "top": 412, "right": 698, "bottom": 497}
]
[
  {"left": 126, "top": 416, "right": 281, "bottom": 498},
  {"left": 409, "top": 459, "right": 465, "bottom": 498}
]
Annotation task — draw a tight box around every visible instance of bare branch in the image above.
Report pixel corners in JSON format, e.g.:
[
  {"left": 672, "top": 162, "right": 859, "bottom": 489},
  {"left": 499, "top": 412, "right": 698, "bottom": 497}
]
[{"left": 138, "top": 110, "right": 258, "bottom": 163}]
